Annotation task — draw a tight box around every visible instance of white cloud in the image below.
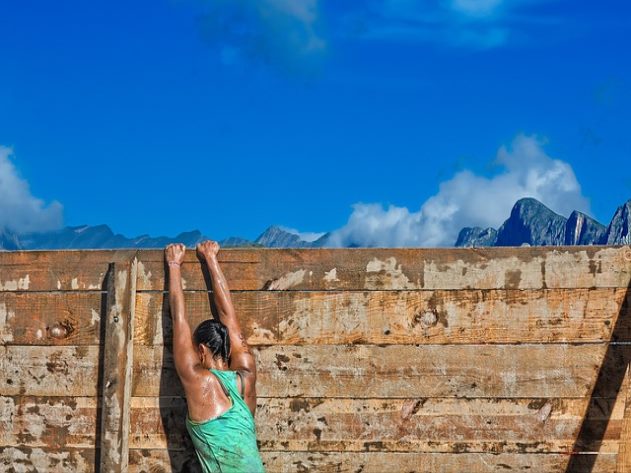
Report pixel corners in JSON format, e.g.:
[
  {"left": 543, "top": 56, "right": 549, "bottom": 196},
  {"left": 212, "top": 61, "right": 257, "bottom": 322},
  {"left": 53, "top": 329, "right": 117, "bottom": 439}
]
[
  {"left": 280, "top": 226, "right": 326, "bottom": 243},
  {"left": 325, "top": 134, "right": 589, "bottom": 247},
  {"left": 0, "top": 146, "right": 63, "bottom": 234}
]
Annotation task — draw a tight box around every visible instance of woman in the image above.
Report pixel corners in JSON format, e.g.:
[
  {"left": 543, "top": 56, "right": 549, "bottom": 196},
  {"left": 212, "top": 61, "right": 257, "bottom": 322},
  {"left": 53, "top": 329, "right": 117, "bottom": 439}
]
[{"left": 165, "top": 240, "right": 265, "bottom": 473}]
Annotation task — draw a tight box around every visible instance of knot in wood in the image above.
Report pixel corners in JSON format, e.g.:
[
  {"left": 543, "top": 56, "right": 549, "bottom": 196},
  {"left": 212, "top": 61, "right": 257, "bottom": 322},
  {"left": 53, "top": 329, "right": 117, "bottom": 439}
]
[
  {"left": 48, "top": 323, "right": 69, "bottom": 339},
  {"left": 624, "top": 248, "right": 631, "bottom": 262},
  {"left": 419, "top": 310, "right": 438, "bottom": 327}
]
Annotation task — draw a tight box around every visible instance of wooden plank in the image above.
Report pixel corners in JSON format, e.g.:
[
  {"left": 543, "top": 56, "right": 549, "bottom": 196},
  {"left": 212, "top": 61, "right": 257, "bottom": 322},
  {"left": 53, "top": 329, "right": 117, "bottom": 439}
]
[
  {"left": 2, "top": 246, "right": 629, "bottom": 292},
  {"left": 0, "top": 346, "right": 99, "bottom": 396},
  {"left": 126, "top": 396, "right": 623, "bottom": 453},
  {"left": 0, "top": 342, "right": 616, "bottom": 399},
  {"left": 99, "top": 259, "right": 137, "bottom": 472},
  {"left": 0, "top": 448, "right": 618, "bottom": 473},
  {"left": 0, "top": 250, "right": 136, "bottom": 291},
  {"left": 132, "top": 343, "right": 611, "bottom": 398},
  {"left": 134, "top": 288, "right": 630, "bottom": 346},
  {"left": 0, "top": 447, "right": 96, "bottom": 473},
  {"left": 6, "top": 288, "right": 623, "bottom": 347},
  {"left": 127, "top": 449, "right": 618, "bottom": 473},
  {"left": 0, "top": 292, "right": 104, "bottom": 346},
  {"left": 0, "top": 396, "right": 98, "bottom": 448},
  {"left": 2, "top": 395, "right": 622, "bottom": 453},
  {"left": 133, "top": 246, "right": 631, "bottom": 291}
]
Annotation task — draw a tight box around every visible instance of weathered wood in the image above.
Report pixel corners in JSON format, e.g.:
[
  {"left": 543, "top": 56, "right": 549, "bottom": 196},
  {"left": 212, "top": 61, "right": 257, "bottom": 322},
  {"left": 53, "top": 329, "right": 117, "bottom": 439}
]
[
  {"left": 0, "top": 396, "right": 99, "bottom": 448},
  {"left": 2, "top": 247, "right": 629, "bottom": 292},
  {"left": 127, "top": 449, "right": 618, "bottom": 473},
  {"left": 135, "top": 288, "right": 630, "bottom": 346},
  {"left": 133, "top": 246, "right": 631, "bottom": 291},
  {"left": 0, "top": 446, "right": 96, "bottom": 473},
  {"left": 99, "top": 259, "right": 137, "bottom": 473},
  {"left": 0, "top": 346, "right": 99, "bottom": 396},
  {"left": 126, "top": 396, "right": 623, "bottom": 453},
  {"left": 0, "top": 250, "right": 136, "bottom": 291},
  {"left": 3, "top": 395, "right": 622, "bottom": 453},
  {"left": 0, "top": 292, "right": 104, "bottom": 345},
  {"left": 618, "top": 366, "right": 631, "bottom": 472},
  {"left": 132, "top": 343, "right": 612, "bottom": 398},
  {"left": 0, "top": 342, "right": 617, "bottom": 398}
]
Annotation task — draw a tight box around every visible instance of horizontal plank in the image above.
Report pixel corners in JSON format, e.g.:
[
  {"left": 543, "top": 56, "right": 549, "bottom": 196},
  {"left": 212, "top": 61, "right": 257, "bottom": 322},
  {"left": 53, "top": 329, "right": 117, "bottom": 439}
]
[
  {"left": 0, "top": 446, "right": 619, "bottom": 473},
  {"left": 128, "top": 396, "right": 623, "bottom": 453},
  {"left": 0, "top": 446, "right": 96, "bottom": 472},
  {"left": 0, "top": 250, "right": 136, "bottom": 291},
  {"left": 133, "top": 344, "right": 612, "bottom": 398},
  {"left": 0, "top": 396, "right": 98, "bottom": 448},
  {"left": 4, "top": 395, "right": 623, "bottom": 453},
  {"left": 2, "top": 247, "right": 629, "bottom": 292},
  {"left": 135, "top": 288, "right": 630, "bottom": 346},
  {"left": 0, "top": 346, "right": 99, "bottom": 396},
  {"left": 133, "top": 246, "right": 631, "bottom": 291},
  {"left": 0, "top": 342, "right": 620, "bottom": 398},
  {"left": 0, "top": 292, "right": 104, "bottom": 345},
  {"left": 128, "top": 449, "right": 618, "bottom": 473}
]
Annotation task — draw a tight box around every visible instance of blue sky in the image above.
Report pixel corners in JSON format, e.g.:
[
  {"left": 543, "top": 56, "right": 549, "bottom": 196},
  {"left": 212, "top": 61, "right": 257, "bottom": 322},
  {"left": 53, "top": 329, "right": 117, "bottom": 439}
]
[{"left": 1, "top": 0, "right": 630, "bottom": 245}]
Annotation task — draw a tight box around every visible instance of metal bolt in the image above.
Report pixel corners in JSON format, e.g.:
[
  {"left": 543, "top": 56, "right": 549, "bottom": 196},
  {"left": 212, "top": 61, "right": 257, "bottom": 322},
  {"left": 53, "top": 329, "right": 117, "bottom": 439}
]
[{"left": 113, "top": 316, "right": 119, "bottom": 323}]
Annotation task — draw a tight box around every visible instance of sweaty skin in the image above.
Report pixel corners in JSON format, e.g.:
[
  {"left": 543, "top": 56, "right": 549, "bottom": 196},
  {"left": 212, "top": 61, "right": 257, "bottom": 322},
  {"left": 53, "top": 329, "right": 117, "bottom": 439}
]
[{"left": 165, "top": 241, "right": 258, "bottom": 423}]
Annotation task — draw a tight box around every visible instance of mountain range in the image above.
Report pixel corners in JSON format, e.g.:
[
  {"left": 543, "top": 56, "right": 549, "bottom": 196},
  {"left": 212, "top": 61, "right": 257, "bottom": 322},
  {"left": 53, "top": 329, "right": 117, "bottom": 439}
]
[{"left": 1, "top": 198, "right": 630, "bottom": 250}]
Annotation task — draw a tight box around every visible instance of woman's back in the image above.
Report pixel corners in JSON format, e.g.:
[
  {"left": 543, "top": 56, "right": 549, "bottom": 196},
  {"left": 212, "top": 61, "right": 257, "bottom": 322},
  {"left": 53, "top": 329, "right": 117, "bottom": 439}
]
[{"left": 186, "top": 370, "right": 265, "bottom": 473}]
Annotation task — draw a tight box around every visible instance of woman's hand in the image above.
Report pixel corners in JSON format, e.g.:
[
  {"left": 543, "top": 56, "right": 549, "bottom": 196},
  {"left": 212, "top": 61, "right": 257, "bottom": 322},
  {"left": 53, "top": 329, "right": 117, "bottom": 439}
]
[
  {"left": 196, "top": 240, "right": 220, "bottom": 261},
  {"left": 165, "top": 243, "right": 186, "bottom": 266}
]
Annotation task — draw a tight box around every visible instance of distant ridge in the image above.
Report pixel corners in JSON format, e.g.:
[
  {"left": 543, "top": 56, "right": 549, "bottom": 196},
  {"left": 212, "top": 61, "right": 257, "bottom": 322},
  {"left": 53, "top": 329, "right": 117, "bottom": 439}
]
[
  {"left": 2, "top": 197, "right": 630, "bottom": 250},
  {"left": 456, "top": 197, "right": 630, "bottom": 248}
]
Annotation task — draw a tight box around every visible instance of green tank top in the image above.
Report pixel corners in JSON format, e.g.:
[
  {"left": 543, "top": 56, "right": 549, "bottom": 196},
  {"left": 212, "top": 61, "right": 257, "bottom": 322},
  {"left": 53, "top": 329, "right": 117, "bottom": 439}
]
[{"left": 186, "top": 369, "right": 265, "bottom": 473}]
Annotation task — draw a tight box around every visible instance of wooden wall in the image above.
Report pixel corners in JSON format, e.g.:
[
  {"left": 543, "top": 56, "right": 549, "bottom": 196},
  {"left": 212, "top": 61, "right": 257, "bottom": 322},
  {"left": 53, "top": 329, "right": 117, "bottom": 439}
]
[{"left": 1, "top": 246, "right": 631, "bottom": 472}]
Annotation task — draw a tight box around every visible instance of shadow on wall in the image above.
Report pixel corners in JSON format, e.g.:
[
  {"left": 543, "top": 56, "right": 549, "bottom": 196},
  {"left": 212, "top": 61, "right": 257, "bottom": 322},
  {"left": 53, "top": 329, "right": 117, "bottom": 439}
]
[
  {"left": 95, "top": 265, "right": 112, "bottom": 471},
  {"left": 564, "top": 277, "right": 631, "bottom": 472}
]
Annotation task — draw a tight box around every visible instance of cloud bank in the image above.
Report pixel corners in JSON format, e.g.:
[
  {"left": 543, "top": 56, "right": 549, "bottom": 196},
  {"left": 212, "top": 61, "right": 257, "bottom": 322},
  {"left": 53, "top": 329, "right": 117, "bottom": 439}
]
[
  {"left": 325, "top": 134, "right": 589, "bottom": 247},
  {"left": 0, "top": 146, "right": 63, "bottom": 233}
]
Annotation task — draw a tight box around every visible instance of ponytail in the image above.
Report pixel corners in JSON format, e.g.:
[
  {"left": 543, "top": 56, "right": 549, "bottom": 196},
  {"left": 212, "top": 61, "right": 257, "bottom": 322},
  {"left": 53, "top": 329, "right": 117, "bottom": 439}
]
[{"left": 193, "top": 319, "right": 231, "bottom": 363}]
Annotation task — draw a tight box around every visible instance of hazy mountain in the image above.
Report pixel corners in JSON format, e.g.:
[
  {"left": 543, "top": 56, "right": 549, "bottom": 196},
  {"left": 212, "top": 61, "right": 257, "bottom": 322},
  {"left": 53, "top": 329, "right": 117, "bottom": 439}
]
[
  {"left": 603, "top": 199, "right": 631, "bottom": 245},
  {"left": 455, "top": 227, "right": 498, "bottom": 247},
  {"left": 565, "top": 211, "right": 606, "bottom": 245},
  {"left": 254, "top": 225, "right": 327, "bottom": 248},
  {"left": 494, "top": 198, "right": 567, "bottom": 246},
  {"left": 3, "top": 197, "right": 631, "bottom": 250}
]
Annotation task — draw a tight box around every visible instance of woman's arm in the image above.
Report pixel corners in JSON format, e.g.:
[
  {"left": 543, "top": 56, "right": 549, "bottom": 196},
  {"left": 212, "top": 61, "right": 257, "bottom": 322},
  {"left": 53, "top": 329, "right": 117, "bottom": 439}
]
[
  {"left": 197, "top": 241, "right": 257, "bottom": 409},
  {"left": 165, "top": 243, "right": 199, "bottom": 382}
]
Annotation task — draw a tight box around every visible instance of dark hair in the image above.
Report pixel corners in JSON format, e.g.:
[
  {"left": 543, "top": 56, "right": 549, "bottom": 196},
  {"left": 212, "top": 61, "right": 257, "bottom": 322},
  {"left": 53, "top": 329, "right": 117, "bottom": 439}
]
[{"left": 193, "top": 319, "right": 231, "bottom": 362}]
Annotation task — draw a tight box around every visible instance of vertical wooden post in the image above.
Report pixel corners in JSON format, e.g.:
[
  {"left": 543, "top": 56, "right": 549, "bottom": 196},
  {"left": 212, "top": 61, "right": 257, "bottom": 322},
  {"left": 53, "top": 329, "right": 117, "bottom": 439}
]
[{"left": 99, "top": 257, "right": 137, "bottom": 472}]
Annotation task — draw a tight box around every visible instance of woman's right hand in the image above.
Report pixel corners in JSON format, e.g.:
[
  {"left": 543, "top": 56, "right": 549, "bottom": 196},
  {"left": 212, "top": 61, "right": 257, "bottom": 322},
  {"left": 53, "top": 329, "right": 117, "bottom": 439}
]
[{"left": 165, "top": 243, "right": 186, "bottom": 266}]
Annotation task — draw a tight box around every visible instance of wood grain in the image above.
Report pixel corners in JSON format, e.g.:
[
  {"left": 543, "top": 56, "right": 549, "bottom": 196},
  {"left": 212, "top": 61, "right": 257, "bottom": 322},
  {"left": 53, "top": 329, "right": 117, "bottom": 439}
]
[
  {"left": 134, "top": 288, "right": 630, "bottom": 346},
  {"left": 0, "top": 446, "right": 96, "bottom": 473},
  {"left": 127, "top": 449, "right": 618, "bottom": 473},
  {"left": 99, "top": 259, "right": 137, "bottom": 472},
  {"left": 128, "top": 396, "right": 624, "bottom": 453},
  {"left": 0, "top": 292, "right": 104, "bottom": 346},
  {"left": 132, "top": 343, "right": 611, "bottom": 398},
  {"left": 133, "top": 246, "right": 631, "bottom": 291},
  {"left": 0, "top": 250, "right": 136, "bottom": 292}
]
